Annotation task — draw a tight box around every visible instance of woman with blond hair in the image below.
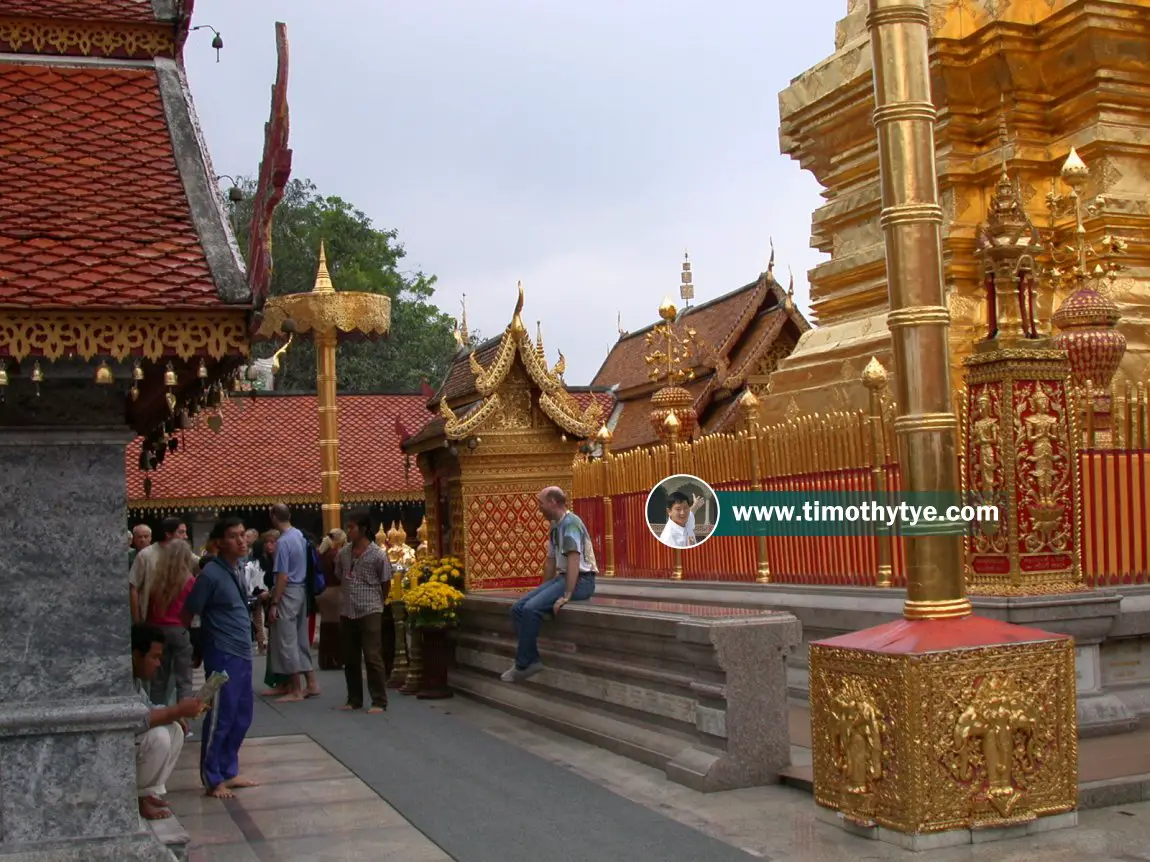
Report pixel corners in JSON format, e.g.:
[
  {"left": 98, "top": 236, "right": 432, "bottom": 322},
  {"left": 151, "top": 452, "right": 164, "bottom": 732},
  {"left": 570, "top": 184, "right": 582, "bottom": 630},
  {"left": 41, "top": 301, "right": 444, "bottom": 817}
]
[
  {"left": 315, "top": 529, "right": 347, "bottom": 669},
  {"left": 141, "top": 539, "right": 198, "bottom": 705}
]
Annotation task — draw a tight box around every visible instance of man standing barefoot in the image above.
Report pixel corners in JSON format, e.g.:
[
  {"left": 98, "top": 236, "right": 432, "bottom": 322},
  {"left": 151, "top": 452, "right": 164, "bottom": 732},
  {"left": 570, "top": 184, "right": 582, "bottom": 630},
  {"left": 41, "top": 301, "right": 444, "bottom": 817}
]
[
  {"left": 267, "top": 504, "right": 321, "bottom": 702},
  {"left": 183, "top": 517, "right": 260, "bottom": 799}
]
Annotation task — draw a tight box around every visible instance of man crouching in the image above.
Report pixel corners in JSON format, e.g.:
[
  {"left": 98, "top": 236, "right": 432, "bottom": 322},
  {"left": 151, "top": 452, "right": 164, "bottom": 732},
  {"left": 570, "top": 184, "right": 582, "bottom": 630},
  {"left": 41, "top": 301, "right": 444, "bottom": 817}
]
[{"left": 131, "top": 624, "right": 203, "bottom": 820}]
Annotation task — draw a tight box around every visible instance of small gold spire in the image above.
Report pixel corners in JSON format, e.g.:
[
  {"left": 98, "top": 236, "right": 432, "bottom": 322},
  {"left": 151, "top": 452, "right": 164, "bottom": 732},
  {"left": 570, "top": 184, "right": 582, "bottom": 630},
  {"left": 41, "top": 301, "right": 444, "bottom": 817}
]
[
  {"left": 312, "top": 241, "right": 334, "bottom": 294},
  {"left": 767, "top": 237, "right": 775, "bottom": 274},
  {"left": 658, "top": 296, "right": 677, "bottom": 322},
  {"left": 95, "top": 361, "right": 113, "bottom": 385},
  {"left": 536, "top": 320, "right": 546, "bottom": 357},
  {"left": 596, "top": 424, "right": 612, "bottom": 443},
  {"left": 997, "top": 94, "right": 1010, "bottom": 177},
  {"left": 739, "top": 388, "right": 760, "bottom": 411},
  {"left": 459, "top": 294, "right": 470, "bottom": 344}
]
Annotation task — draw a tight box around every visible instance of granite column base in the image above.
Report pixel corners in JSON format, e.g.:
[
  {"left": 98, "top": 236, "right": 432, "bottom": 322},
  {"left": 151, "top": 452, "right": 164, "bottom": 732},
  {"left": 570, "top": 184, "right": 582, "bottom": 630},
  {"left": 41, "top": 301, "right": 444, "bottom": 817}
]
[{"left": 0, "top": 417, "right": 172, "bottom": 860}]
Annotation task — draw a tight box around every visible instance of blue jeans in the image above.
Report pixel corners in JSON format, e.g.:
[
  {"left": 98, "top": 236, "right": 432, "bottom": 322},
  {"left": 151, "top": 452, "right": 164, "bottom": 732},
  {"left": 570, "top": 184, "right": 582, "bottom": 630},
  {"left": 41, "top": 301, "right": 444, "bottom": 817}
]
[{"left": 511, "top": 573, "right": 595, "bottom": 669}]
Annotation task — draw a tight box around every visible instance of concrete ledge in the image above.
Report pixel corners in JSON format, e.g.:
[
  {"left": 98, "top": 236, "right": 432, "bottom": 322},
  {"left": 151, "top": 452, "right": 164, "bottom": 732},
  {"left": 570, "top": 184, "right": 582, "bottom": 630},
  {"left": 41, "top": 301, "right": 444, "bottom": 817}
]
[
  {"left": 458, "top": 594, "right": 802, "bottom": 791},
  {"left": 0, "top": 831, "right": 178, "bottom": 861}
]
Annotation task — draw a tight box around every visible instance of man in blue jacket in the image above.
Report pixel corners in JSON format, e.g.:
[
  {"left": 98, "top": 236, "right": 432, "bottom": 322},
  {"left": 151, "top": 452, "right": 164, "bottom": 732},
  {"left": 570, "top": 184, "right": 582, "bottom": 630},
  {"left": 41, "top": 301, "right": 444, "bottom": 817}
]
[{"left": 183, "top": 516, "right": 259, "bottom": 799}]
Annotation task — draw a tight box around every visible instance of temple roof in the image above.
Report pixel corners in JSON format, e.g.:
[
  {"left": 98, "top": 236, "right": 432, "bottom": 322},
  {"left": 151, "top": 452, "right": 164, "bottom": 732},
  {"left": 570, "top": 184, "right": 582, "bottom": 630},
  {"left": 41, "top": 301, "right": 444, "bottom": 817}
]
[
  {"left": 592, "top": 270, "right": 808, "bottom": 450},
  {"left": 416, "top": 285, "right": 611, "bottom": 445},
  {"left": 126, "top": 392, "right": 429, "bottom": 509},
  {"left": 0, "top": 0, "right": 248, "bottom": 310}
]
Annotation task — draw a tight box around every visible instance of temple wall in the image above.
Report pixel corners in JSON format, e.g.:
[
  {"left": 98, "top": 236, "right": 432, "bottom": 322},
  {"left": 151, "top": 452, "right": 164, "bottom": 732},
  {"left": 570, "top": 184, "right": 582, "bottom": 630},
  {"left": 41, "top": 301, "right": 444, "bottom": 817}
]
[{"left": 767, "top": 0, "right": 1150, "bottom": 418}]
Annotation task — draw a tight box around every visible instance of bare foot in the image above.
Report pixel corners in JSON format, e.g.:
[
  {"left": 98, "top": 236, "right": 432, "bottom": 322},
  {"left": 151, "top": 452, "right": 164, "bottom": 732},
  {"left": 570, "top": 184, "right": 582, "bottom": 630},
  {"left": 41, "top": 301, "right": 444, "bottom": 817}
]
[
  {"left": 275, "top": 694, "right": 305, "bottom": 703},
  {"left": 367, "top": 706, "right": 386, "bottom": 714},
  {"left": 260, "top": 688, "right": 289, "bottom": 697},
  {"left": 337, "top": 704, "right": 359, "bottom": 711},
  {"left": 226, "top": 776, "right": 259, "bottom": 789},
  {"left": 139, "top": 798, "right": 172, "bottom": 820},
  {"left": 304, "top": 689, "right": 321, "bottom": 699},
  {"left": 205, "top": 784, "right": 235, "bottom": 799},
  {"left": 146, "top": 795, "right": 171, "bottom": 809}
]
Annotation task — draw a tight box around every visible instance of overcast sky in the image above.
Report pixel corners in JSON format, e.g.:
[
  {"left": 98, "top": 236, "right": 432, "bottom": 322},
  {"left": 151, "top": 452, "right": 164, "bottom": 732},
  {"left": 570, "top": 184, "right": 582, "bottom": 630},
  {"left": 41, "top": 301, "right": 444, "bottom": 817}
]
[{"left": 185, "top": 1, "right": 845, "bottom": 385}]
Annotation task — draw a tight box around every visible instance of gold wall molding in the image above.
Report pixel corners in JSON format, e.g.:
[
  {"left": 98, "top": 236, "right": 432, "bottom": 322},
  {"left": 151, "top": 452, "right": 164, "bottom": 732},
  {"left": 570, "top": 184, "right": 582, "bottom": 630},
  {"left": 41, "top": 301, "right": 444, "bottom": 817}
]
[
  {"left": 0, "top": 17, "right": 175, "bottom": 58},
  {"left": 0, "top": 311, "right": 250, "bottom": 362},
  {"left": 128, "top": 490, "right": 424, "bottom": 512}
]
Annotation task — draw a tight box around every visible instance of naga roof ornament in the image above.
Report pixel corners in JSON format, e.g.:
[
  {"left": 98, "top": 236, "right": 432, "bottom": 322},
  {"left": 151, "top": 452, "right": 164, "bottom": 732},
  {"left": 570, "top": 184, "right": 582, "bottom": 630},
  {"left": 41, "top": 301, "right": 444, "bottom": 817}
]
[{"left": 439, "top": 282, "right": 602, "bottom": 440}]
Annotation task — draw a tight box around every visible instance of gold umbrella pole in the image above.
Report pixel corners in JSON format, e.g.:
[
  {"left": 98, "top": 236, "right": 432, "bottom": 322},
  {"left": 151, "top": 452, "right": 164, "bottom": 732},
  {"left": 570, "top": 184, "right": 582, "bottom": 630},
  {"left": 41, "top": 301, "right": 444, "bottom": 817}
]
[{"left": 316, "top": 329, "right": 341, "bottom": 533}]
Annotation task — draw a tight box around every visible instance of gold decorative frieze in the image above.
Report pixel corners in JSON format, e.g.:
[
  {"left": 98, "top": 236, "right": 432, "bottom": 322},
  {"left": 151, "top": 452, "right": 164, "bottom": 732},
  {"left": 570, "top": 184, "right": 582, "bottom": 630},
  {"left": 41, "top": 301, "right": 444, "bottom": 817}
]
[
  {"left": 127, "top": 490, "right": 424, "bottom": 512},
  {"left": 0, "top": 18, "right": 175, "bottom": 58},
  {"left": 0, "top": 311, "right": 250, "bottom": 362}
]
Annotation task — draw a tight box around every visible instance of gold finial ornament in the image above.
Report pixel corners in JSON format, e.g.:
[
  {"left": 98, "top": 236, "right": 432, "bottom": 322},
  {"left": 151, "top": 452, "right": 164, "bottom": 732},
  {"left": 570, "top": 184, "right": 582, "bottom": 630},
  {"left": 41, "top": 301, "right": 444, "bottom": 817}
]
[
  {"left": 312, "top": 241, "right": 334, "bottom": 294},
  {"left": 1060, "top": 147, "right": 1089, "bottom": 187},
  {"left": 95, "top": 361, "right": 113, "bottom": 385},
  {"left": 663, "top": 411, "right": 681, "bottom": 434},
  {"left": 680, "top": 250, "right": 694, "bottom": 306},
  {"left": 270, "top": 333, "right": 294, "bottom": 374},
  {"left": 459, "top": 294, "right": 470, "bottom": 345},
  {"left": 617, "top": 311, "right": 627, "bottom": 339},
  {"left": 658, "top": 296, "right": 678, "bottom": 322},
  {"left": 596, "top": 424, "right": 612, "bottom": 443},
  {"left": 739, "top": 388, "right": 760, "bottom": 411},
  {"left": 862, "top": 356, "right": 888, "bottom": 390},
  {"left": 536, "top": 320, "right": 546, "bottom": 360},
  {"left": 767, "top": 237, "right": 775, "bottom": 274},
  {"left": 510, "top": 282, "right": 527, "bottom": 336}
]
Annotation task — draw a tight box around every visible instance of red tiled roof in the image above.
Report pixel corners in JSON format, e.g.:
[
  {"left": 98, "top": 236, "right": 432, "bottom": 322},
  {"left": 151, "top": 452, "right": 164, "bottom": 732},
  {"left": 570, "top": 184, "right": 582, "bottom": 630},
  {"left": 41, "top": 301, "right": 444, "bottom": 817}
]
[
  {"left": 608, "top": 378, "right": 713, "bottom": 452},
  {"left": 429, "top": 339, "right": 500, "bottom": 407},
  {"left": 0, "top": 0, "right": 156, "bottom": 21},
  {"left": 593, "top": 279, "right": 769, "bottom": 394},
  {"left": 126, "top": 394, "right": 431, "bottom": 506},
  {"left": 0, "top": 63, "right": 222, "bottom": 308}
]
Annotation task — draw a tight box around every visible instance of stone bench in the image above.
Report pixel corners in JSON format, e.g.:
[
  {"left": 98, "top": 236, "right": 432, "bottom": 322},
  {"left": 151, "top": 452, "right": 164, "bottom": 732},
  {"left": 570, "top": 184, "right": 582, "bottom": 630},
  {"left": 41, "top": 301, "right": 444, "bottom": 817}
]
[{"left": 452, "top": 593, "right": 802, "bottom": 792}]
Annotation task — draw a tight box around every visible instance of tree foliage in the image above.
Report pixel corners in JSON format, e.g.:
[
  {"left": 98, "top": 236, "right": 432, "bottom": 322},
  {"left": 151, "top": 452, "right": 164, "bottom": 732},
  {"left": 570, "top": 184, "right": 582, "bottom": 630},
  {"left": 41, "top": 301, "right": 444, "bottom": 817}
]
[{"left": 228, "top": 178, "right": 467, "bottom": 392}]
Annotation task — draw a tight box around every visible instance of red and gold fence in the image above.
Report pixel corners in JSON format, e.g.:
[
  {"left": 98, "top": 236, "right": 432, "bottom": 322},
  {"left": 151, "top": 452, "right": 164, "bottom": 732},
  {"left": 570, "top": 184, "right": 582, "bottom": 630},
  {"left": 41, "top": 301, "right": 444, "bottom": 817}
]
[
  {"left": 1080, "top": 381, "right": 1150, "bottom": 586},
  {"left": 572, "top": 401, "right": 907, "bottom": 586},
  {"left": 572, "top": 377, "right": 1149, "bottom": 590}
]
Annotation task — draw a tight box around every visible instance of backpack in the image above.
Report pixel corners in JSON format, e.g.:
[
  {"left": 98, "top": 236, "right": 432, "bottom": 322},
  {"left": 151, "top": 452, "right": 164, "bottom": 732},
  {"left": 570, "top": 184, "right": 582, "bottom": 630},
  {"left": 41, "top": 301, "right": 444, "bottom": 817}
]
[{"left": 305, "top": 540, "right": 326, "bottom": 597}]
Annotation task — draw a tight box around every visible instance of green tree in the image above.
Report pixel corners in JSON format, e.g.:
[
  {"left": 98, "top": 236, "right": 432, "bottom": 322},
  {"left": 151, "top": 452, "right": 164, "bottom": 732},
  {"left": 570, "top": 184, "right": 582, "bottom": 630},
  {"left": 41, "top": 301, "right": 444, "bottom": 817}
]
[{"left": 229, "top": 178, "right": 465, "bottom": 392}]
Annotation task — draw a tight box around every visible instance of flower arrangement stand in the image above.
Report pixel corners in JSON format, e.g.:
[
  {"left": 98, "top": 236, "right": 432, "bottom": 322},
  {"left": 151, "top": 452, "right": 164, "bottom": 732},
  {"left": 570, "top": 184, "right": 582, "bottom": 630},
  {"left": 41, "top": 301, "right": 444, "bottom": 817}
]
[{"left": 416, "top": 627, "right": 454, "bottom": 699}]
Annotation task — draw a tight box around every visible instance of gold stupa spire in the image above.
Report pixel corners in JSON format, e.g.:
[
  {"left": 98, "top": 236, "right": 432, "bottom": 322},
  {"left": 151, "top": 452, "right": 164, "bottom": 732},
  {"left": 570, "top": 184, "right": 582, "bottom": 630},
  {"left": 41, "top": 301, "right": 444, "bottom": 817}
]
[
  {"left": 459, "top": 294, "right": 470, "bottom": 344},
  {"left": 312, "top": 241, "right": 334, "bottom": 294}
]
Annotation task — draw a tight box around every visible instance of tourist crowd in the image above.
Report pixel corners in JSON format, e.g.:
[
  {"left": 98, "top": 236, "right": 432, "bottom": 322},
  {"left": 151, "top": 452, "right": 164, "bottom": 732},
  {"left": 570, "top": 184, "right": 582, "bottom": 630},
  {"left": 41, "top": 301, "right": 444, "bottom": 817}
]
[{"left": 124, "top": 488, "right": 600, "bottom": 820}]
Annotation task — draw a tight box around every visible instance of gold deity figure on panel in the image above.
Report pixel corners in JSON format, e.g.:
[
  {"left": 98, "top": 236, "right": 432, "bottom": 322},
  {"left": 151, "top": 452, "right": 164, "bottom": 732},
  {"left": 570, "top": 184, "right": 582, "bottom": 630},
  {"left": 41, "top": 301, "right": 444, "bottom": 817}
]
[
  {"left": 971, "top": 391, "right": 1000, "bottom": 494},
  {"left": 829, "top": 679, "right": 884, "bottom": 799}
]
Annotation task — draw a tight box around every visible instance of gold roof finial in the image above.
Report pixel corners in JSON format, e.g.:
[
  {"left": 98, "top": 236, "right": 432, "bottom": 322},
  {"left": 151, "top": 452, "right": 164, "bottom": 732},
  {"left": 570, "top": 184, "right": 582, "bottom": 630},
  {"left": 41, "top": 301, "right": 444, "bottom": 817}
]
[
  {"left": 767, "top": 237, "right": 775, "bottom": 275},
  {"left": 658, "top": 296, "right": 678, "bottom": 322},
  {"left": 680, "top": 249, "right": 694, "bottom": 307},
  {"left": 617, "top": 310, "right": 627, "bottom": 339},
  {"left": 312, "top": 241, "right": 334, "bottom": 294},
  {"left": 459, "top": 293, "right": 470, "bottom": 345},
  {"left": 1061, "top": 147, "right": 1089, "bottom": 189},
  {"left": 271, "top": 332, "right": 294, "bottom": 373},
  {"left": 862, "top": 356, "right": 888, "bottom": 390},
  {"left": 787, "top": 266, "right": 795, "bottom": 304},
  {"left": 536, "top": 320, "right": 546, "bottom": 359},
  {"left": 510, "top": 282, "right": 526, "bottom": 336},
  {"left": 739, "top": 388, "right": 760, "bottom": 411}
]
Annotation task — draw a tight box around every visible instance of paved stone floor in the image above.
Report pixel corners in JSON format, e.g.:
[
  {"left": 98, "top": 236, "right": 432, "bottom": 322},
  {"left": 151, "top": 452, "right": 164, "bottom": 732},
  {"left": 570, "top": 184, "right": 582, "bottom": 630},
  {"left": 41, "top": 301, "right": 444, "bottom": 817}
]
[{"left": 170, "top": 660, "right": 1150, "bottom": 861}]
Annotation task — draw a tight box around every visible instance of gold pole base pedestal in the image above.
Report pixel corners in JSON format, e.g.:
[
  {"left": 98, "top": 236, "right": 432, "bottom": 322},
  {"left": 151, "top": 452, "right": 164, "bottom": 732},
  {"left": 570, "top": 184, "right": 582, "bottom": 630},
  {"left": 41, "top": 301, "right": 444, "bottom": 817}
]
[{"left": 810, "top": 616, "right": 1078, "bottom": 840}]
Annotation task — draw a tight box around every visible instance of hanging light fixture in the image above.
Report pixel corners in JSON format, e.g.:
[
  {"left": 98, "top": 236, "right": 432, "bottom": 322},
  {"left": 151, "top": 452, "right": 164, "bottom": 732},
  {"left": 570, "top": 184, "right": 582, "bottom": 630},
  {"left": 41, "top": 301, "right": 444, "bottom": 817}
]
[{"left": 95, "top": 360, "right": 114, "bottom": 386}]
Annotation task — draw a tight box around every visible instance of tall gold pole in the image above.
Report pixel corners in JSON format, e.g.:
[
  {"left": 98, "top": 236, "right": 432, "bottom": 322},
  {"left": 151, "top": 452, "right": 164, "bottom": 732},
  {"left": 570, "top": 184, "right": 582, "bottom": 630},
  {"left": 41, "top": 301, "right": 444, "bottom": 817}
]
[
  {"left": 665, "top": 412, "right": 684, "bottom": 581},
  {"left": 868, "top": 0, "right": 970, "bottom": 620},
  {"left": 311, "top": 244, "right": 343, "bottom": 535},
  {"left": 863, "top": 358, "right": 894, "bottom": 587},
  {"left": 597, "top": 425, "right": 617, "bottom": 578},
  {"left": 740, "top": 390, "right": 771, "bottom": 583}
]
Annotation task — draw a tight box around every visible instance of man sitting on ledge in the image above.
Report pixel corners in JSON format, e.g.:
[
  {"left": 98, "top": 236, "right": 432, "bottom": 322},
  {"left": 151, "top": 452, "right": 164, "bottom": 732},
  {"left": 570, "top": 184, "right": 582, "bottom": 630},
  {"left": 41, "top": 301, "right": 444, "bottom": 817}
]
[
  {"left": 503, "top": 486, "right": 598, "bottom": 682},
  {"left": 131, "top": 624, "right": 203, "bottom": 820}
]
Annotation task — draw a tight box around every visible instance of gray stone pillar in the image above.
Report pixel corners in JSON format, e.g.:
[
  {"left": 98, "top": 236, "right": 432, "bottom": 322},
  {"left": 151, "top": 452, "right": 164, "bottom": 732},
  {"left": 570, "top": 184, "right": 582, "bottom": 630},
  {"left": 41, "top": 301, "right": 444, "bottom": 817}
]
[{"left": 0, "top": 382, "right": 174, "bottom": 860}]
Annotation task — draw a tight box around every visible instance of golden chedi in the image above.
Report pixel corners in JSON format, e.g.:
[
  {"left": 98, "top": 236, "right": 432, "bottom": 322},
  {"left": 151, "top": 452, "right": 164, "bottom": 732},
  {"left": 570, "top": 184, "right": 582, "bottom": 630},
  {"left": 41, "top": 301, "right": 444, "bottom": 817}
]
[{"left": 768, "top": 0, "right": 1150, "bottom": 418}]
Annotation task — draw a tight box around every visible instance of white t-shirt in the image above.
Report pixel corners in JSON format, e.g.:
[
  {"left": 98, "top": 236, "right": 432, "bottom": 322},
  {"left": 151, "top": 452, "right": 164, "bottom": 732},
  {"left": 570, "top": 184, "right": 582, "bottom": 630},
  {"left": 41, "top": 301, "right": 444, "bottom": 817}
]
[{"left": 659, "top": 512, "right": 697, "bottom": 548}]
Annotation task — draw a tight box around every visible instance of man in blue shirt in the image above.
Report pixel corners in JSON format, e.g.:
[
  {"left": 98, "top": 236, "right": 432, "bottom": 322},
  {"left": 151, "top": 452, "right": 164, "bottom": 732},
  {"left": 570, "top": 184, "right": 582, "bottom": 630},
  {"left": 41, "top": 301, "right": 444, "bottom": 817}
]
[
  {"left": 182, "top": 516, "right": 258, "bottom": 799},
  {"left": 267, "top": 504, "right": 320, "bottom": 702},
  {"left": 503, "top": 486, "right": 597, "bottom": 682}
]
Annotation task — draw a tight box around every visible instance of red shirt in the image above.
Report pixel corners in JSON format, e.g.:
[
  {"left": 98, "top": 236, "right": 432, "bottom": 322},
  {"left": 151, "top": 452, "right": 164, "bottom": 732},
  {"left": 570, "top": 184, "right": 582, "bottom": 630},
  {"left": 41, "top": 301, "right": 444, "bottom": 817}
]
[{"left": 149, "top": 578, "right": 195, "bottom": 627}]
